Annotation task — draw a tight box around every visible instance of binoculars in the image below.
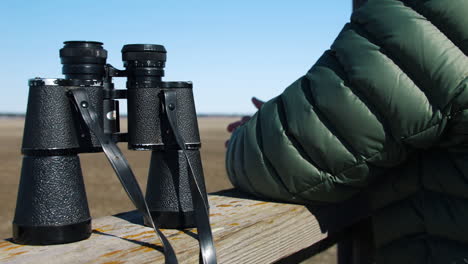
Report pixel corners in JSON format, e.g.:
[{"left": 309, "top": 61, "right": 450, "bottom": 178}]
[{"left": 13, "top": 41, "right": 209, "bottom": 245}]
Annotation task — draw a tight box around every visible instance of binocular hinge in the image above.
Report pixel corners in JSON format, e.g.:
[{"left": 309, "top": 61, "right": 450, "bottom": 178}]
[
  {"left": 68, "top": 88, "right": 178, "bottom": 264},
  {"left": 103, "top": 89, "right": 127, "bottom": 99},
  {"left": 164, "top": 90, "right": 217, "bottom": 264}
]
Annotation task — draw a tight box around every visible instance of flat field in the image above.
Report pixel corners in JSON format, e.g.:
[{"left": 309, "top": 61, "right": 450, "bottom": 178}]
[{"left": 0, "top": 117, "right": 335, "bottom": 263}]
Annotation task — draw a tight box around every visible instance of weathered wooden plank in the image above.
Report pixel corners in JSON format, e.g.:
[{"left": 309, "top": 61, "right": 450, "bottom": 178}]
[{"left": 0, "top": 193, "right": 332, "bottom": 264}]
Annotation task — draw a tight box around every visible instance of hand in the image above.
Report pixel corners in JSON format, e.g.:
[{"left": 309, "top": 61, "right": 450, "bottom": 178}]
[
  {"left": 227, "top": 97, "right": 264, "bottom": 132},
  {"left": 225, "top": 97, "right": 264, "bottom": 147}
]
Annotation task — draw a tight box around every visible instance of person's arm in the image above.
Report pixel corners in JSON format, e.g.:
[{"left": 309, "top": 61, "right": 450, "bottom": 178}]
[{"left": 226, "top": 0, "right": 468, "bottom": 203}]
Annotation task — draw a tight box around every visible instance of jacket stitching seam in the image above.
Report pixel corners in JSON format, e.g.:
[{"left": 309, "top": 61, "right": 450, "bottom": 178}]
[
  {"left": 295, "top": 121, "right": 444, "bottom": 196},
  {"left": 256, "top": 100, "right": 297, "bottom": 197},
  {"left": 395, "top": 0, "right": 468, "bottom": 57}
]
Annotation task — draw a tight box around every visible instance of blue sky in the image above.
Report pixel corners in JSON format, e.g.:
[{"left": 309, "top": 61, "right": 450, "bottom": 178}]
[{"left": 0, "top": 1, "right": 352, "bottom": 114}]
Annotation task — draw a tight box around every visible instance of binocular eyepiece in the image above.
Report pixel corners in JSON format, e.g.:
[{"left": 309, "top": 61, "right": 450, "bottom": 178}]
[
  {"left": 122, "top": 44, "right": 167, "bottom": 84},
  {"left": 60, "top": 41, "right": 108, "bottom": 81},
  {"left": 13, "top": 41, "right": 208, "bottom": 246},
  {"left": 59, "top": 41, "right": 167, "bottom": 84}
]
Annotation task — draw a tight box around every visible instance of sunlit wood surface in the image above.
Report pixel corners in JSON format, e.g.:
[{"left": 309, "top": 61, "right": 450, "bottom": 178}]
[{"left": 0, "top": 193, "right": 332, "bottom": 264}]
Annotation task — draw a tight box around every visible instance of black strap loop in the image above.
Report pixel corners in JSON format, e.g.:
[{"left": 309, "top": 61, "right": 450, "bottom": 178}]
[
  {"left": 163, "top": 90, "right": 217, "bottom": 264},
  {"left": 68, "top": 88, "right": 178, "bottom": 264}
]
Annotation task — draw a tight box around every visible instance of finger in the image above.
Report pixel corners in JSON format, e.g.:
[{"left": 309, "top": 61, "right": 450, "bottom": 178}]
[
  {"left": 252, "top": 97, "right": 264, "bottom": 109},
  {"left": 241, "top": 116, "right": 251, "bottom": 123},
  {"left": 225, "top": 140, "right": 229, "bottom": 148},
  {"left": 227, "top": 120, "right": 243, "bottom": 132}
]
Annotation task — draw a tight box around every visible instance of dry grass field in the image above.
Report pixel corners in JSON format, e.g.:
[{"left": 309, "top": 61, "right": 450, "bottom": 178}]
[{"left": 0, "top": 117, "right": 335, "bottom": 263}]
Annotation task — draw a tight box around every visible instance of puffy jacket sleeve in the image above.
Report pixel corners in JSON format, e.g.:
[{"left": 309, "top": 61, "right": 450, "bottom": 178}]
[{"left": 226, "top": 0, "right": 468, "bottom": 203}]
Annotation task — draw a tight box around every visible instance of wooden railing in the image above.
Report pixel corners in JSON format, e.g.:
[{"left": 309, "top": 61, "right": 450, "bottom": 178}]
[{"left": 0, "top": 189, "right": 374, "bottom": 263}]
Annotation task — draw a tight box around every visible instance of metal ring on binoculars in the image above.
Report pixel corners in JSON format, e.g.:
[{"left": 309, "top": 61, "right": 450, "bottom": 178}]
[
  {"left": 126, "top": 81, "right": 193, "bottom": 89},
  {"left": 28, "top": 78, "right": 103, "bottom": 87}
]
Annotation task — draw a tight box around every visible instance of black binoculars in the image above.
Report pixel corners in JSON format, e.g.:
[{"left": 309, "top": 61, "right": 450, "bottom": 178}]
[{"left": 13, "top": 41, "right": 209, "bottom": 245}]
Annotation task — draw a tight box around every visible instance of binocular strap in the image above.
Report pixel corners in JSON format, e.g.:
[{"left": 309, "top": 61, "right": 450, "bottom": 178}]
[
  {"left": 164, "top": 90, "right": 217, "bottom": 264},
  {"left": 68, "top": 88, "right": 178, "bottom": 264}
]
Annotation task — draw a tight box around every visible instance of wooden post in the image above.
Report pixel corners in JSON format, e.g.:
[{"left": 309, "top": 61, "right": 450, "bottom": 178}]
[
  {"left": 337, "top": 218, "right": 375, "bottom": 264},
  {"left": 337, "top": 236, "right": 353, "bottom": 264},
  {"left": 350, "top": 219, "right": 375, "bottom": 264}
]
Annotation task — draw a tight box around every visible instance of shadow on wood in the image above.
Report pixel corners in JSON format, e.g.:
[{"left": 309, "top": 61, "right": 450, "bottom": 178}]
[
  {"left": 213, "top": 188, "right": 374, "bottom": 263},
  {"left": 1, "top": 188, "right": 375, "bottom": 264}
]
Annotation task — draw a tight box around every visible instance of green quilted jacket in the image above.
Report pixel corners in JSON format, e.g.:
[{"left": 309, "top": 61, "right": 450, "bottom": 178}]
[{"left": 225, "top": 0, "right": 468, "bottom": 262}]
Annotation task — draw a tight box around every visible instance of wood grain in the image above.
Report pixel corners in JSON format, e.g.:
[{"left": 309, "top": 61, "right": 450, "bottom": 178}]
[{"left": 0, "top": 194, "right": 329, "bottom": 264}]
